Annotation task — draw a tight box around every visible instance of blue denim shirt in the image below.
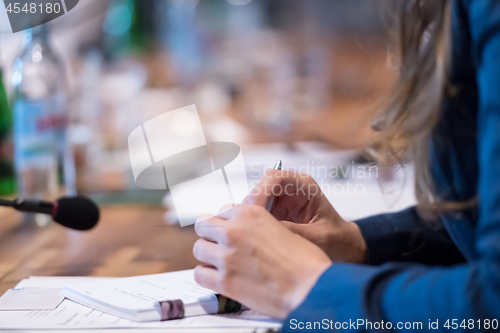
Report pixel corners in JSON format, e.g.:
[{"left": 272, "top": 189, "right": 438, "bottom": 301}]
[{"left": 284, "top": 1, "right": 500, "bottom": 331}]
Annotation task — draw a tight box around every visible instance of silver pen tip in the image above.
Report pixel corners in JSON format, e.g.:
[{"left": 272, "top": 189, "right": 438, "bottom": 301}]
[{"left": 274, "top": 160, "right": 282, "bottom": 170}]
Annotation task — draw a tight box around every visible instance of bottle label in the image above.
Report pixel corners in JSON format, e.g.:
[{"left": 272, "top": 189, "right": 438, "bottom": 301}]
[{"left": 13, "top": 98, "right": 67, "bottom": 170}]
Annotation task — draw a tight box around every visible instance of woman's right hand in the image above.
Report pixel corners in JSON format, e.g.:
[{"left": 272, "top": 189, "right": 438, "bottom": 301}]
[{"left": 244, "top": 169, "right": 367, "bottom": 263}]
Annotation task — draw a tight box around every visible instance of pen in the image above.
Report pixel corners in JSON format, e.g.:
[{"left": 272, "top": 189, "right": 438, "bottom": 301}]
[{"left": 266, "top": 160, "right": 282, "bottom": 212}]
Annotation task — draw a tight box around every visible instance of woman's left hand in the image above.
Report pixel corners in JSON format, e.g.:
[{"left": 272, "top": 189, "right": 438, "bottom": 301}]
[{"left": 193, "top": 204, "right": 332, "bottom": 319}]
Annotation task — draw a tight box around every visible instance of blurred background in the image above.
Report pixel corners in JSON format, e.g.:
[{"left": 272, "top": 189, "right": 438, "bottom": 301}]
[{"left": 0, "top": 0, "right": 414, "bottom": 227}]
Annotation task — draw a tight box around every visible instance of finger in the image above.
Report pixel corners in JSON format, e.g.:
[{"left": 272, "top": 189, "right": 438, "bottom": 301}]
[
  {"left": 244, "top": 169, "right": 284, "bottom": 207},
  {"left": 216, "top": 204, "right": 274, "bottom": 224},
  {"left": 194, "top": 265, "right": 222, "bottom": 292},
  {"left": 193, "top": 238, "right": 226, "bottom": 268},
  {"left": 195, "top": 214, "right": 217, "bottom": 242},
  {"left": 245, "top": 170, "right": 314, "bottom": 209},
  {"left": 216, "top": 204, "right": 246, "bottom": 220},
  {"left": 195, "top": 215, "right": 227, "bottom": 243},
  {"left": 217, "top": 204, "right": 235, "bottom": 216},
  {"left": 197, "top": 214, "right": 214, "bottom": 223}
]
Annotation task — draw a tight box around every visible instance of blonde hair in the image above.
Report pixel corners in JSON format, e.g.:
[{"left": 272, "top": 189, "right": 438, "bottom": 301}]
[{"left": 369, "top": 0, "right": 473, "bottom": 219}]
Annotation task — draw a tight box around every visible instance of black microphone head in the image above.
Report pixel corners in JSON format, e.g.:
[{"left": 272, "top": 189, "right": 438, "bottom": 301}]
[{"left": 53, "top": 196, "right": 100, "bottom": 231}]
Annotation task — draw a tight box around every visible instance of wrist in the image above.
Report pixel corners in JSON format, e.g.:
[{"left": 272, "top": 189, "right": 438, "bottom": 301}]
[
  {"left": 286, "top": 260, "right": 331, "bottom": 317},
  {"left": 345, "top": 221, "right": 367, "bottom": 264}
]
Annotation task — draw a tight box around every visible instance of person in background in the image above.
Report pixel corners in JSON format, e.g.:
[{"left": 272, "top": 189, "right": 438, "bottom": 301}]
[{"left": 192, "top": 0, "right": 500, "bottom": 332}]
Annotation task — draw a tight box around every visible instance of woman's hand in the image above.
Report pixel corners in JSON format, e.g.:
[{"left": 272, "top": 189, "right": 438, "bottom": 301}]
[
  {"left": 193, "top": 205, "right": 331, "bottom": 319},
  {"left": 244, "top": 169, "right": 366, "bottom": 263}
]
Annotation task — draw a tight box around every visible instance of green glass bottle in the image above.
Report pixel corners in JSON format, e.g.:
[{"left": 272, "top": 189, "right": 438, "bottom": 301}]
[
  {"left": 0, "top": 67, "right": 15, "bottom": 196},
  {"left": 130, "top": 0, "right": 154, "bottom": 52}
]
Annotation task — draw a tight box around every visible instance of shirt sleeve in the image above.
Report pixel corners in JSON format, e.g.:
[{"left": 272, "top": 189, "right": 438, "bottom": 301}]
[
  {"left": 284, "top": 1, "right": 500, "bottom": 331},
  {"left": 355, "top": 207, "right": 465, "bottom": 265}
]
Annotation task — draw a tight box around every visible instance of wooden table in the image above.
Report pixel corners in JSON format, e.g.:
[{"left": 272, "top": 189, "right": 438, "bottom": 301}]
[{"left": 0, "top": 204, "right": 200, "bottom": 295}]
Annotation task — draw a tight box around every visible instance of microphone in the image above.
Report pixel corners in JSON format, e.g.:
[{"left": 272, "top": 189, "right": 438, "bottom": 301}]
[{"left": 0, "top": 196, "right": 99, "bottom": 231}]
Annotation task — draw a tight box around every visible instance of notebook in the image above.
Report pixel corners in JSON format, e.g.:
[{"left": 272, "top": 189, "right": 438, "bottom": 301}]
[{"left": 61, "top": 269, "right": 244, "bottom": 322}]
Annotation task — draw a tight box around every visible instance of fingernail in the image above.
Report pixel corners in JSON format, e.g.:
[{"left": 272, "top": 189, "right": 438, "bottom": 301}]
[{"left": 196, "top": 214, "right": 213, "bottom": 223}]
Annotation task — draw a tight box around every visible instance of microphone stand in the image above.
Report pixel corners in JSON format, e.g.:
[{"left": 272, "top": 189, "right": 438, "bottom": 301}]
[
  {"left": 0, "top": 198, "right": 53, "bottom": 214},
  {"left": 0, "top": 198, "right": 13, "bottom": 207}
]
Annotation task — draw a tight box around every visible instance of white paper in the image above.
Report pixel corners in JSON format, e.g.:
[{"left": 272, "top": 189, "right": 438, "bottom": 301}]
[
  {"left": 0, "top": 298, "right": 280, "bottom": 330},
  {"left": 0, "top": 275, "right": 281, "bottom": 330},
  {"left": 62, "top": 269, "right": 217, "bottom": 313},
  {"left": 0, "top": 288, "right": 64, "bottom": 310},
  {"left": 16, "top": 276, "right": 113, "bottom": 289}
]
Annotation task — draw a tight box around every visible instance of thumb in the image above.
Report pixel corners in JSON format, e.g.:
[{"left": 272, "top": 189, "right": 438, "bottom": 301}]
[{"left": 280, "top": 220, "right": 310, "bottom": 238}]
